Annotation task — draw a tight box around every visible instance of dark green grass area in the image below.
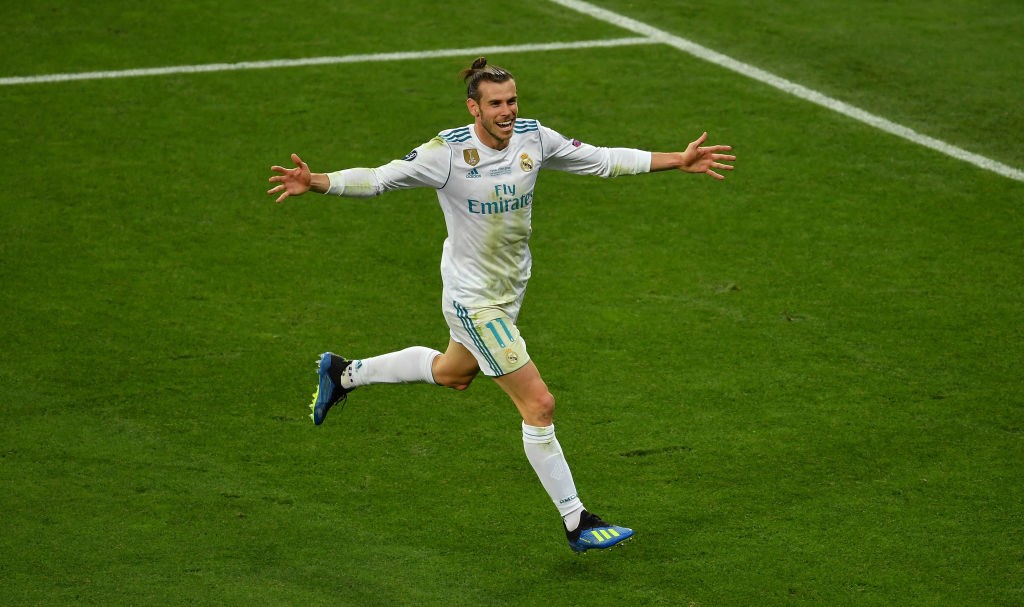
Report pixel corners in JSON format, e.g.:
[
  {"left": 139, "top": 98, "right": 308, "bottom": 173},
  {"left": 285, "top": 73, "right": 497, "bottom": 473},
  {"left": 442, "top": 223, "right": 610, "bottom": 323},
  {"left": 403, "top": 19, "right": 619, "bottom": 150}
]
[
  {"left": 2, "top": 2, "right": 1023, "bottom": 605},
  {"left": 0, "top": 1, "right": 625, "bottom": 75},
  {"left": 590, "top": 0, "right": 1024, "bottom": 168}
]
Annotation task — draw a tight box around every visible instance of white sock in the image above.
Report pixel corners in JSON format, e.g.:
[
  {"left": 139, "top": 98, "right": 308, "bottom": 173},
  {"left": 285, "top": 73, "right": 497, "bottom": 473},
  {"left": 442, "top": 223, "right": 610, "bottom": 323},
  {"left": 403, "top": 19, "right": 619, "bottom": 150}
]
[
  {"left": 562, "top": 508, "right": 583, "bottom": 533},
  {"left": 344, "top": 347, "right": 440, "bottom": 388},
  {"left": 521, "top": 422, "right": 585, "bottom": 530}
]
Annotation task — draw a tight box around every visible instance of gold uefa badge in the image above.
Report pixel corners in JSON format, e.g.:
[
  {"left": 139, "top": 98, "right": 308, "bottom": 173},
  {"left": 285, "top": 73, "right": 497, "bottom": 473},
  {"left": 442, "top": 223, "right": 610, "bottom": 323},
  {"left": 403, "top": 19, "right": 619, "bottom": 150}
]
[
  {"left": 519, "top": 153, "right": 534, "bottom": 172},
  {"left": 464, "top": 149, "right": 480, "bottom": 167}
]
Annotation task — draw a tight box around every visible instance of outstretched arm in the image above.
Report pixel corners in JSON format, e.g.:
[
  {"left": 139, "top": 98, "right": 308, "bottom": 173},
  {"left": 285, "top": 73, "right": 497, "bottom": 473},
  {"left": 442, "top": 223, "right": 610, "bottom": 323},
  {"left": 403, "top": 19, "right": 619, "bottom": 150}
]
[
  {"left": 650, "top": 132, "right": 735, "bottom": 180},
  {"left": 267, "top": 153, "right": 331, "bottom": 203}
]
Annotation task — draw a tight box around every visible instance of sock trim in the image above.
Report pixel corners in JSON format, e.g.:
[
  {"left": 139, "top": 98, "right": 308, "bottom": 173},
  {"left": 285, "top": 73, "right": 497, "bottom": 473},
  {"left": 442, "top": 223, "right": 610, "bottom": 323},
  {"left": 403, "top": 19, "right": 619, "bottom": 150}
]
[{"left": 522, "top": 422, "right": 555, "bottom": 444}]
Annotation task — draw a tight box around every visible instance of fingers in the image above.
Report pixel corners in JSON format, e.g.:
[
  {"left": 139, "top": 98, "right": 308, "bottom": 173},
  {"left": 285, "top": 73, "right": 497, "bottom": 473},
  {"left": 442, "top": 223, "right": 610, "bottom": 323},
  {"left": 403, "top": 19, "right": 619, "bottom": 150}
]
[
  {"left": 691, "top": 136, "right": 736, "bottom": 178},
  {"left": 266, "top": 183, "right": 290, "bottom": 204},
  {"left": 266, "top": 154, "right": 307, "bottom": 203},
  {"left": 267, "top": 184, "right": 291, "bottom": 203},
  {"left": 703, "top": 159, "right": 735, "bottom": 180},
  {"left": 269, "top": 182, "right": 290, "bottom": 203},
  {"left": 269, "top": 153, "right": 305, "bottom": 177},
  {"left": 699, "top": 140, "right": 735, "bottom": 181}
]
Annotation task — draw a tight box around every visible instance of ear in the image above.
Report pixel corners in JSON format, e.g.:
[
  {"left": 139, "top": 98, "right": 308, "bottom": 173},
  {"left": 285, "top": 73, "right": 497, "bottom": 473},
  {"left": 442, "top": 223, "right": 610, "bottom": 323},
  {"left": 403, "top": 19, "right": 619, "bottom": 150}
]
[{"left": 466, "top": 98, "right": 480, "bottom": 118}]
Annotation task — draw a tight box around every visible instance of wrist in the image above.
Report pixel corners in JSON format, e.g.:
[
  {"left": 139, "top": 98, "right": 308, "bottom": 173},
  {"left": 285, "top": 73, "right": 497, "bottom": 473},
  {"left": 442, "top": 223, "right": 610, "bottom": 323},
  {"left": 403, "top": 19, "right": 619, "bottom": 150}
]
[{"left": 309, "top": 173, "right": 330, "bottom": 194}]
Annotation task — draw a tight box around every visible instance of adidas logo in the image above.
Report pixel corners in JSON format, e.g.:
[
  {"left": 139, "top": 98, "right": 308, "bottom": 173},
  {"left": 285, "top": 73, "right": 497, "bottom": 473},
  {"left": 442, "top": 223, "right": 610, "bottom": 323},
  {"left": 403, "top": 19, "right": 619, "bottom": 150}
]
[{"left": 466, "top": 168, "right": 481, "bottom": 179}]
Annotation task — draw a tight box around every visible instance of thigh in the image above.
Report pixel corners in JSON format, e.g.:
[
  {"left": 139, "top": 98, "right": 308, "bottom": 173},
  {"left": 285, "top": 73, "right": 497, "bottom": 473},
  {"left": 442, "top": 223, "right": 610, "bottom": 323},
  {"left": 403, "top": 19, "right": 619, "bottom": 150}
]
[
  {"left": 442, "top": 299, "right": 531, "bottom": 377},
  {"left": 493, "top": 361, "right": 555, "bottom": 426},
  {"left": 433, "top": 339, "right": 481, "bottom": 387}
]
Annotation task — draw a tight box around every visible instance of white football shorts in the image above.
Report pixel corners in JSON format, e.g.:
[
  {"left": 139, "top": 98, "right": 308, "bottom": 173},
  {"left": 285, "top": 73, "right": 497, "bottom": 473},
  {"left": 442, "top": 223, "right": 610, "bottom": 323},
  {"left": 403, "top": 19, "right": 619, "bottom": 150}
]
[{"left": 442, "top": 293, "right": 530, "bottom": 377}]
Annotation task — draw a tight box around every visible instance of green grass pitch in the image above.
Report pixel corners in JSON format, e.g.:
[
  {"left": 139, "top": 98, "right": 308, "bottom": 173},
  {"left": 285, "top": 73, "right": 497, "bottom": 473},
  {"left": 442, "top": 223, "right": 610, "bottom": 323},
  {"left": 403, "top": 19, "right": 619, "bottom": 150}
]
[{"left": 2, "top": 1, "right": 1022, "bottom": 605}]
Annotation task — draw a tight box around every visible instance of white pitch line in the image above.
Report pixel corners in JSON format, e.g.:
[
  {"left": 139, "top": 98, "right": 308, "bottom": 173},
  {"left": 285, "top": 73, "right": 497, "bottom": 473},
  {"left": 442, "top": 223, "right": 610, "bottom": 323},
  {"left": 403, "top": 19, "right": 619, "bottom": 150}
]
[
  {"left": 0, "top": 37, "right": 655, "bottom": 86},
  {"left": 5, "top": 8, "right": 1020, "bottom": 184},
  {"left": 549, "top": 0, "right": 1024, "bottom": 183}
]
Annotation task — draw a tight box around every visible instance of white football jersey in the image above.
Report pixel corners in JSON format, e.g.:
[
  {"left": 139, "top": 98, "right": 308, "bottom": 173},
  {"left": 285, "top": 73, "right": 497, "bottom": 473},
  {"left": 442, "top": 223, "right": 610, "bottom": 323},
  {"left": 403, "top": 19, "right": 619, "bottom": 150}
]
[{"left": 327, "top": 119, "right": 651, "bottom": 308}]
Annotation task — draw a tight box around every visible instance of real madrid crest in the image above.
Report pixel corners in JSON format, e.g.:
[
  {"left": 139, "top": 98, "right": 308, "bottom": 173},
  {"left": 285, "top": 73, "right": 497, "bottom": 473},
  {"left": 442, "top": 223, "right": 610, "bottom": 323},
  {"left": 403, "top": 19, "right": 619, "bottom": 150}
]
[
  {"left": 463, "top": 149, "right": 480, "bottom": 167},
  {"left": 519, "top": 153, "right": 534, "bottom": 172}
]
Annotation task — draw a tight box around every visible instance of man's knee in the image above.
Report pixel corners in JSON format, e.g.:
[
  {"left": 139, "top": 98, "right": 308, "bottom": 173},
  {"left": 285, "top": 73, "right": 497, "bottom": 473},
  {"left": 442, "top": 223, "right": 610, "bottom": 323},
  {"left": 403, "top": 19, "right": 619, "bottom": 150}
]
[
  {"left": 526, "top": 391, "right": 556, "bottom": 425},
  {"left": 432, "top": 361, "right": 477, "bottom": 390},
  {"left": 431, "top": 342, "right": 480, "bottom": 390},
  {"left": 436, "top": 370, "right": 475, "bottom": 391}
]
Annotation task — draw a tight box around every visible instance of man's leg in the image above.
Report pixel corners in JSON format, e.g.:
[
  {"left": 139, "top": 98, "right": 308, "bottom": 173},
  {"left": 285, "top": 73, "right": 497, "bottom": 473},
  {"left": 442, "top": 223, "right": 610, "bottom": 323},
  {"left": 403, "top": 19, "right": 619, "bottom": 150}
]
[
  {"left": 495, "top": 362, "right": 634, "bottom": 552},
  {"left": 430, "top": 339, "right": 481, "bottom": 391},
  {"left": 494, "top": 362, "right": 582, "bottom": 523},
  {"left": 312, "top": 340, "right": 479, "bottom": 425},
  {"left": 493, "top": 360, "right": 554, "bottom": 426},
  {"left": 340, "top": 339, "right": 483, "bottom": 390},
  {"left": 340, "top": 346, "right": 440, "bottom": 388}
]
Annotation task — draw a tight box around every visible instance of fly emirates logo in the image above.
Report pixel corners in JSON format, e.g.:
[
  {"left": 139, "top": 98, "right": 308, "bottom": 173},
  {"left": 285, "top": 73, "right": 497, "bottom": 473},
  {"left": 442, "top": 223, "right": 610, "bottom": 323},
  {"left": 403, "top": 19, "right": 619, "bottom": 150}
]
[{"left": 467, "top": 184, "right": 534, "bottom": 215}]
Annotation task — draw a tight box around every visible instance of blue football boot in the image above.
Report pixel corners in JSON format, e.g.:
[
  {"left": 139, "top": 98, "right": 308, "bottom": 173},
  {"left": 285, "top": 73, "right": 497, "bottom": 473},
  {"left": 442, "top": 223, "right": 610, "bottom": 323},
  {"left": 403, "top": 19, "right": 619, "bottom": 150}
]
[
  {"left": 566, "top": 510, "right": 634, "bottom": 553},
  {"left": 309, "top": 352, "right": 353, "bottom": 425}
]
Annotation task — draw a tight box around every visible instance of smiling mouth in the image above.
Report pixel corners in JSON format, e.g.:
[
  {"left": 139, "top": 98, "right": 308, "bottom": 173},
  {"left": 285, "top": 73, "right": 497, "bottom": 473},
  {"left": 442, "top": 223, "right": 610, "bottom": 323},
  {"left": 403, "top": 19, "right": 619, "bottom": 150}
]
[{"left": 496, "top": 119, "right": 514, "bottom": 129}]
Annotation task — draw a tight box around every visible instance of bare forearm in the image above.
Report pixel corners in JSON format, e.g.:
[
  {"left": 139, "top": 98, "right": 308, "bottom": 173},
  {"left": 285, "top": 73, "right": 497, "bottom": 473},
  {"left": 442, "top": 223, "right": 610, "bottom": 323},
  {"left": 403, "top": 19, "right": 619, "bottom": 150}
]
[{"left": 650, "top": 152, "right": 686, "bottom": 172}]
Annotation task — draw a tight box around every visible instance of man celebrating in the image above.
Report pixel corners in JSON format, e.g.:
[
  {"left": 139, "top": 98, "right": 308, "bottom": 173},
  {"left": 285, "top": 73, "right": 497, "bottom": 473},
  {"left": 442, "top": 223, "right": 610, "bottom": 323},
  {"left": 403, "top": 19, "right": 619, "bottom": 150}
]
[{"left": 268, "top": 57, "right": 735, "bottom": 553}]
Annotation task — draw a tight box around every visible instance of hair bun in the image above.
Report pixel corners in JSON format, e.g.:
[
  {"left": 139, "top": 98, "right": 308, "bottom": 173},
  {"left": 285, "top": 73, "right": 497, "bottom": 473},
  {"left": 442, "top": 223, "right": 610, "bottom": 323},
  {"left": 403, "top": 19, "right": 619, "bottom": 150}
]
[{"left": 460, "top": 57, "right": 513, "bottom": 100}]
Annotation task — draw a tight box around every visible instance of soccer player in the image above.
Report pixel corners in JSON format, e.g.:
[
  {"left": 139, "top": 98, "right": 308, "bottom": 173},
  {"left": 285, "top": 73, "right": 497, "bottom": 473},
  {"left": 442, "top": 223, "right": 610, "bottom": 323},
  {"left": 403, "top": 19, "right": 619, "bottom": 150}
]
[{"left": 267, "top": 57, "right": 735, "bottom": 553}]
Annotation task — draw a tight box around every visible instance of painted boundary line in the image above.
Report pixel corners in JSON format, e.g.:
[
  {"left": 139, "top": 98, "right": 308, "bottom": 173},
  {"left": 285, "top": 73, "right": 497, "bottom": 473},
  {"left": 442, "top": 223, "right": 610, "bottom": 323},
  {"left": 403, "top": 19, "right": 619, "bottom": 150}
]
[
  {"left": 0, "top": 37, "right": 655, "bottom": 86},
  {"left": 548, "top": 0, "right": 1024, "bottom": 182},
  {"left": 3, "top": 4, "right": 1019, "bottom": 183}
]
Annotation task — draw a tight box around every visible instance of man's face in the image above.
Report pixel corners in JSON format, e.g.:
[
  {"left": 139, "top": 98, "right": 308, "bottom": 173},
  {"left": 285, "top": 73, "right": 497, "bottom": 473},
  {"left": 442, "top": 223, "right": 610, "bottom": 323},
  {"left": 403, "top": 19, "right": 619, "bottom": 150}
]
[{"left": 468, "top": 79, "right": 518, "bottom": 150}]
